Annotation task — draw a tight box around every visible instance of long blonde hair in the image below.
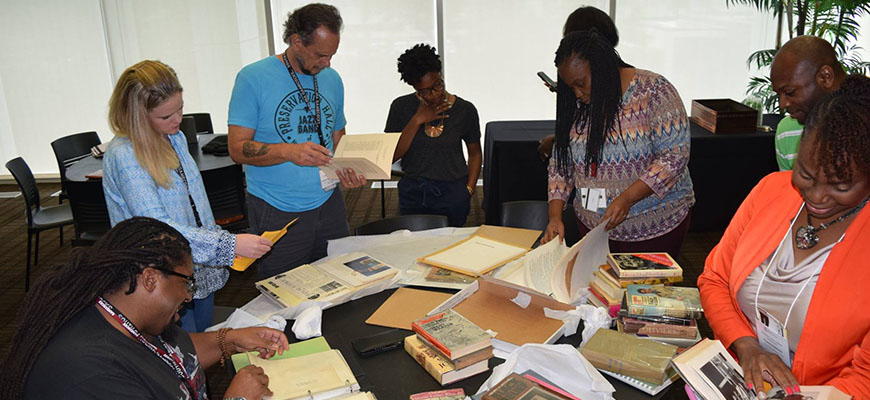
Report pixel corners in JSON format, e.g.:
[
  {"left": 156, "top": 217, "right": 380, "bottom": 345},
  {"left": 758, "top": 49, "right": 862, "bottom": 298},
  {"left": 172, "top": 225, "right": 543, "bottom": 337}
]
[{"left": 108, "top": 60, "right": 183, "bottom": 188}]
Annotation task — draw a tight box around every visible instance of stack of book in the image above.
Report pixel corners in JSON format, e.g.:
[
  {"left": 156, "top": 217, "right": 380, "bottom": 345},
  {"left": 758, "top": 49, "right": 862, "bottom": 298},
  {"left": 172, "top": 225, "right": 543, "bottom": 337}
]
[
  {"left": 588, "top": 252, "right": 683, "bottom": 318},
  {"left": 405, "top": 309, "right": 493, "bottom": 385},
  {"left": 617, "top": 284, "right": 703, "bottom": 348}
]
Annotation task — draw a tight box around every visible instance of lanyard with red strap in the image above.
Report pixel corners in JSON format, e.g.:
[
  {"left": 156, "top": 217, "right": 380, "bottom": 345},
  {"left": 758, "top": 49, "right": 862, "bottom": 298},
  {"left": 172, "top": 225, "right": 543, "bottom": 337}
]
[{"left": 96, "top": 297, "right": 198, "bottom": 398}]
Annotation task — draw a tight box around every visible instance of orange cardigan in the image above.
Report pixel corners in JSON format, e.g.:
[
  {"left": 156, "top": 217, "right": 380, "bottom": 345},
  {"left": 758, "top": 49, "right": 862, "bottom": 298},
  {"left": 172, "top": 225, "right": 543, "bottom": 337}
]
[{"left": 698, "top": 171, "right": 870, "bottom": 397}]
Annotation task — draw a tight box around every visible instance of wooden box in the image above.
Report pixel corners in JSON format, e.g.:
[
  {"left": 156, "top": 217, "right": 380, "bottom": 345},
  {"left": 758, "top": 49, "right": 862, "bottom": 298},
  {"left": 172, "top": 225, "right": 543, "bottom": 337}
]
[{"left": 690, "top": 99, "right": 758, "bottom": 134}]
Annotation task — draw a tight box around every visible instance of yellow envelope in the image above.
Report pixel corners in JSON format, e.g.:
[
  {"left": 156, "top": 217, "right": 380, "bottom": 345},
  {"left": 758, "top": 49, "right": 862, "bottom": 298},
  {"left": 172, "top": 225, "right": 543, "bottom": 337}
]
[{"left": 230, "top": 218, "right": 298, "bottom": 271}]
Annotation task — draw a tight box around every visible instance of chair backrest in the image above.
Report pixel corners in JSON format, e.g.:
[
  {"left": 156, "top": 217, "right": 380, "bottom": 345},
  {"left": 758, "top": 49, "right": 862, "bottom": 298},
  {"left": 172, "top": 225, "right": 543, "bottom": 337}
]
[
  {"left": 355, "top": 214, "right": 449, "bottom": 236},
  {"left": 499, "top": 200, "right": 549, "bottom": 231},
  {"left": 5, "top": 157, "right": 41, "bottom": 223},
  {"left": 180, "top": 116, "right": 198, "bottom": 145},
  {"left": 50, "top": 131, "right": 101, "bottom": 182},
  {"left": 200, "top": 164, "right": 246, "bottom": 231},
  {"left": 64, "top": 180, "right": 111, "bottom": 237},
  {"left": 183, "top": 113, "right": 214, "bottom": 134}
]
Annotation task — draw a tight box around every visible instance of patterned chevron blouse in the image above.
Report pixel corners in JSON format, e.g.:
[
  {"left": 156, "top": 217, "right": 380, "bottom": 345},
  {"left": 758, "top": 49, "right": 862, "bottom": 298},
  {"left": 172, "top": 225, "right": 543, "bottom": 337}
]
[{"left": 548, "top": 69, "right": 695, "bottom": 241}]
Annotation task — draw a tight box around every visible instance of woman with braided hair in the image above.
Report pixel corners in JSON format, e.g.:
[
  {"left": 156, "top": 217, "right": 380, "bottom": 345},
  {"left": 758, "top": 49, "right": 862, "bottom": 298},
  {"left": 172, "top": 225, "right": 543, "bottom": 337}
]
[
  {"left": 541, "top": 30, "right": 695, "bottom": 260},
  {"left": 102, "top": 60, "right": 274, "bottom": 332},
  {"left": 0, "top": 217, "right": 288, "bottom": 399},
  {"left": 699, "top": 75, "right": 870, "bottom": 398}
]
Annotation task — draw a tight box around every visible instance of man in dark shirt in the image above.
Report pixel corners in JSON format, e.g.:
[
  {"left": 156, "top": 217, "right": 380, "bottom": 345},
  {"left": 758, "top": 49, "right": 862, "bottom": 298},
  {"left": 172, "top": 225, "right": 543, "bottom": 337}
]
[
  {"left": 1, "top": 217, "right": 288, "bottom": 399},
  {"left": 385, "top": 44, "right": 482, "bottom": 227}
]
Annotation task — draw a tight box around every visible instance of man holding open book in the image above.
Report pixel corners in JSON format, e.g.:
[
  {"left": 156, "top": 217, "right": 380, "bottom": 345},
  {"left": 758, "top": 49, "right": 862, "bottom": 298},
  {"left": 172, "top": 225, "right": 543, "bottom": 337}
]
[{"left": 228, "top": 3, "right": 366, "bottom": 279}]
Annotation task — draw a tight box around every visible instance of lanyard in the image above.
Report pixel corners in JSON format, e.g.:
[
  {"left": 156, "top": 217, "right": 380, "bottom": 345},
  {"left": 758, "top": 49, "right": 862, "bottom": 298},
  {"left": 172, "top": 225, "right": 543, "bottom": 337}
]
[
  {"left": 281, "top": 51, "right": 326, "bottom": 147},
  {"left": 174, "top": 166, "right": 202, "bottom": 227},
  {"left": 754, "top": 203, "right": 829, "bottom": 331},
  {"left": 96, "top": 297, "right": 198, "bottom": 398}
]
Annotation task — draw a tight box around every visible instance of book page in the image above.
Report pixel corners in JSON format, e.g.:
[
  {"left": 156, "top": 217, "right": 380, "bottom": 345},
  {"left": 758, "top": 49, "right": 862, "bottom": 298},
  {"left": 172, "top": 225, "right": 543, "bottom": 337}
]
[
  {"left": 522, "top": 238, "right": 569, "bottom": 295},
  {"left": 248, "top": 349, "right": 357, "bottom": 400},
  {"left": 319, "top": 133, "right": 400, "bottom": 180},
  {"left": 551, "top": 221, "right": 609, "bottom": 304},
  {"left": 423, "top": 235, "right": 528, "bottom": 276}
]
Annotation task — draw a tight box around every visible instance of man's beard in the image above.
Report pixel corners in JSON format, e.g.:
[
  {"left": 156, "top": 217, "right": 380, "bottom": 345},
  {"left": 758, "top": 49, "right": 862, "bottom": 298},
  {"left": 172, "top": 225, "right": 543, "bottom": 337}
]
[{"left": 295, "top": 55, "right": 317, "bottom": 75}]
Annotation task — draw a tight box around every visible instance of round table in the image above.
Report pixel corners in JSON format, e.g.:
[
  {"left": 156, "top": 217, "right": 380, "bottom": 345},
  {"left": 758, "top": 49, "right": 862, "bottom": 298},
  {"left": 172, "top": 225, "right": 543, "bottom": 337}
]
[{"left": 65, "top": 134, "right": 237, "bottom": 181}]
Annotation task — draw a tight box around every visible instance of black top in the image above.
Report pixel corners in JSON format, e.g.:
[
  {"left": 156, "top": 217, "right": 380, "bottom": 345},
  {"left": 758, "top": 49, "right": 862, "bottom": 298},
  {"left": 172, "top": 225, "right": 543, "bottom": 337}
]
[
  {"left": 385, "top": 94, "right": 480, "bottom": 181},
  {"left": 25, "top": 306, "right": 207, "bottom": 399}
]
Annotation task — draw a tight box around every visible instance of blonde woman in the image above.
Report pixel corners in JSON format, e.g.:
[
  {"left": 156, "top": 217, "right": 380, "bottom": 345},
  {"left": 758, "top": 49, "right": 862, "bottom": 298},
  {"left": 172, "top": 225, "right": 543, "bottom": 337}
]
[{"left": 102, "top": 60, "right": 272, "bottom": 332}]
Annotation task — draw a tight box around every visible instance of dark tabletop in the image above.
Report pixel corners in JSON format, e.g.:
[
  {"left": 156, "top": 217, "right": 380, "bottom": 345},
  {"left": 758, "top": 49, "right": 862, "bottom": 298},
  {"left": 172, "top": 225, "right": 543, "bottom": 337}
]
[
  {"left": 65, "top": 134, "right": 236, "bottom": 182},
  {"left": 279, "top": 287, "right": 687, "bottom": 400}
]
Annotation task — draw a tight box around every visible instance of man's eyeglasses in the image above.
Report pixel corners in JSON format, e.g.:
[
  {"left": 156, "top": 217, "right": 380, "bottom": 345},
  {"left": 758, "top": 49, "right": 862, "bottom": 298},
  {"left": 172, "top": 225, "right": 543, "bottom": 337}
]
[
  {"left": 152, "top": 267, "right": 196, "bottom": 296},
  {"left": 416, "top": 78, "right": 445, "bottom": 97}
]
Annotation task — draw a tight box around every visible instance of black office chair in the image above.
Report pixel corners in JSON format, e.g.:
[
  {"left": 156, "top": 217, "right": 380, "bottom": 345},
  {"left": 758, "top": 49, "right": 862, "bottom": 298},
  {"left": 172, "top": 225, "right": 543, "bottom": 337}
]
[
  {"left": 183, "top": 112, "right": 214, "bottom": 134},
  {"left": 499, "top": 200, "right": 549, "bottom": 231},
  {"left": 355, "top": 214, "right": 449, "bottom": 236},
  {"left": 6, "top": 157, "right": 75, "bottom": 291},
  {"left": 50, "top": 131, "right": 101, "bottom": 205},
  {"left": 64, "top": 180, "right": 111, "bottom": 246},
  {"left": 201, "top": 165, "right": 247, "bottom": 233}
]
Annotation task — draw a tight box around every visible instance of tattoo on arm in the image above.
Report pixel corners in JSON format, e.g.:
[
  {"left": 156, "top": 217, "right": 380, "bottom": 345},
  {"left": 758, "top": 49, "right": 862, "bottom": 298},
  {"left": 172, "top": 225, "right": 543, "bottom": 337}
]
[{"left": 242, "top": 141, "right": 270, "bottom": 158}]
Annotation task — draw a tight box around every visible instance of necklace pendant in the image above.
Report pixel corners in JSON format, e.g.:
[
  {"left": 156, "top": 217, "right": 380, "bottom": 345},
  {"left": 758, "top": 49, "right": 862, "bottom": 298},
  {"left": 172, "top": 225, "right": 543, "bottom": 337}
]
[
  {"left": 795, "top": 225, "right": 819, "bottom": 249},
  {"left": 424, "top": 123, "right": 444, "bottom": 138}
]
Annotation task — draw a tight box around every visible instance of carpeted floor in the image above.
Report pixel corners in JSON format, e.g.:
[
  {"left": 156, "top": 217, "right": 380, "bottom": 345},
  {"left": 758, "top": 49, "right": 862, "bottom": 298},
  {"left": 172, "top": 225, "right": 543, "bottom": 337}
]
[{"left": 0, "top": 181, "right": 721, "bottom": 397}]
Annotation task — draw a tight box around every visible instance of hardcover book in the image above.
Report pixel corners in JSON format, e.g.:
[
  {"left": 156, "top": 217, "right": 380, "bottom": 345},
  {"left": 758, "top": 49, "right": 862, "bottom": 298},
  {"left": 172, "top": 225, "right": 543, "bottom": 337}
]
[
  {"left": 599, "top": 264, "right": 683, "bottom": 287},
  {"left": 409, "top": 389, "right": 466, "bottom": 400},
  {"left": 482, "top": 373, "right": 571, "bottom": 400},
  {"left": 580, "top": 328, "right": 678, "bottom": 385},
  {"left": 416, "top": 334, "right": 493, "bottom": 369},
  {"left": 624, "top": 285, "right": 703, "bottom": 319},
  {"left": 607, "top": 253, "right": 683, "bottom": 278},
  {"left": 620, "top": 316, "right": 699, "bottom": 339},
  {"left": 412, "top": 309, "right": 492, "bottom": 360},
  {"left": 404, "top": 335, "right": 489, "bottom": 386},
  {"left": 256, "top": 252, "right": 397, "bottom": 308}
]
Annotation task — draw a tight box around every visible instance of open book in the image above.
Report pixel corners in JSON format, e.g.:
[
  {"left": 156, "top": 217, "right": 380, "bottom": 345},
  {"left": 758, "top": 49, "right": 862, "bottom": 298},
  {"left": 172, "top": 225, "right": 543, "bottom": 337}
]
[
  {"left": 247, "top": 349, "right": 362, "bottom": 400},
  {"left": 256, "top": 252, "right": 397, "bottom": 308},
  {"left": 493, "top": 221, "right": 610, "bottom": 305},
  {"left": 672, "top": 339, "right": 851, "bottom": 400},
  {"left": 319, "top": 132, "right": 401, "bottom": 180}
]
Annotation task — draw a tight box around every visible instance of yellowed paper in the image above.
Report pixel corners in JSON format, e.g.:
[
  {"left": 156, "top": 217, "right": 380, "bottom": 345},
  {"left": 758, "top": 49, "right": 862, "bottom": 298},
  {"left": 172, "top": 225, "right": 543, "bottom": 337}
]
[
  {"left": 319, "top": 133, "right": 401, "bottom": 180},
  {"left": 421, "top": 235, "right": 528, "bottom": 276},
  {"left": 231, "top": 218, "right": 298, "bottom": 272},
  {"left": 248, "top": 349, "right": 358, "bottom": 400}
]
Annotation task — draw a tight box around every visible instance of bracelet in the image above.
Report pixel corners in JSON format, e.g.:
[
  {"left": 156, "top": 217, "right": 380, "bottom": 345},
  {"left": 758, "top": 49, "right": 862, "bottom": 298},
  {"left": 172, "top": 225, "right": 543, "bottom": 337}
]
[
  {"left": 466, "top": 185, "right": 474, "bottom": 196},
  {"left": 216, "top": 327, "right": 233, "bottom": 367}
]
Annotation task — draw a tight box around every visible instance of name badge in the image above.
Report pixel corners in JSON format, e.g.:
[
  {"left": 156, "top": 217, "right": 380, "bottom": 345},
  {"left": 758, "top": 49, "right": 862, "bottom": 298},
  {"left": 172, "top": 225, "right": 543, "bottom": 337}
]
[
  {"left": 319, "top": 170, "right": 338, "bottom": 191},
  {"left": 754, "top": 307, "right": 791, "bottom": 367},
  {"left": 579, "top": 188, "right": 607, "bottom": 212}
]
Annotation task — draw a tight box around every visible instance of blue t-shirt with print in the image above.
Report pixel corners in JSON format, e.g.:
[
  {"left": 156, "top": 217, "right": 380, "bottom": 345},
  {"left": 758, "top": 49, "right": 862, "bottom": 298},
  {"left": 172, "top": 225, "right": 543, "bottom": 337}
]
[{"left": 228, "top": 56, "right": 346, "bottom": 212}]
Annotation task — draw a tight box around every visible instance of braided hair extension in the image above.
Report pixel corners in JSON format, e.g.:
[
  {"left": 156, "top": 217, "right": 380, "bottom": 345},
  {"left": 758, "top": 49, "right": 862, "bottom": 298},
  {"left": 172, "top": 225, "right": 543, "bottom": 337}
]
[
  {"left": 397, "top": 44, "right": 442, "bottom": 86},
  {"left": 802, "top": 74, "right": 870, "bottom": 182},
  {"left": 0, "top": 217, "right": 191, "bottom": 398},
  {"left": 553, "top": 30, "right": 626, "bottom": 177}
]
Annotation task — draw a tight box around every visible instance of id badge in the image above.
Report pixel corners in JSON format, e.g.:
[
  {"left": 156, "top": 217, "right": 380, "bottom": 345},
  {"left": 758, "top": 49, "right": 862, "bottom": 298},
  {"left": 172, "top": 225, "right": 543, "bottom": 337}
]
[
  {"left": 319, "top": 170, "right": 338, "bottom": 191},
  {"left": 579, "top": 188, "right": 607, "bottom": 212},
  {"left": 754, "top": 307, "right": 791, "bottom": 367}
]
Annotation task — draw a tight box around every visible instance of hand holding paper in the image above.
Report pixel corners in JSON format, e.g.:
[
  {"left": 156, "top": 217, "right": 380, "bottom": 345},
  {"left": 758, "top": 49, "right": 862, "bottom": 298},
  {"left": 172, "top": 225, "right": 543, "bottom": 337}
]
[{"left": 231, "top": 218, "right": 298, "bottom": 272}]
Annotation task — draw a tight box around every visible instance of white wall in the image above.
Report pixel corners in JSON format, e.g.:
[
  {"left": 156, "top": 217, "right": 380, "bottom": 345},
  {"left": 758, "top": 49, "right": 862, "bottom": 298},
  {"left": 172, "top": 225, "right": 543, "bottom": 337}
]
[
  {"left": 0, "top": 0, "right": 114, "bottom": 176},
  {"left": 2, "top": 1, "right": 867, "bottom": 178}
]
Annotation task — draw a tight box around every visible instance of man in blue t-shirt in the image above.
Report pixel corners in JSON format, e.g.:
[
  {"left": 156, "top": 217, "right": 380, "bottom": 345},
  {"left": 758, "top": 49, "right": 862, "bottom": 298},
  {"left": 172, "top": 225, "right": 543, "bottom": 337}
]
[{"left": 228, "top": 3, "right": 365, "bottom": 279}]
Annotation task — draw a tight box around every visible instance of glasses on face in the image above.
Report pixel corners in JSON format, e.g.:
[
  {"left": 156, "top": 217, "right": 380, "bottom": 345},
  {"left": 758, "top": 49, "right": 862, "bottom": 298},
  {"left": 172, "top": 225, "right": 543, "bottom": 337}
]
[
  {"left": 416, "top": 78, "right": 445, "bottom": 98},
  {"left": 152, "top": 267, "right": 196, "bottom": 296}
]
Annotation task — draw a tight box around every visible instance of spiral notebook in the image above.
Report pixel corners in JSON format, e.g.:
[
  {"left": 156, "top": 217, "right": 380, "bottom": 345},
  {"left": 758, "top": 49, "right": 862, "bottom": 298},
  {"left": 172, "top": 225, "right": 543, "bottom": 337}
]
[{"left": 599, "top": 368, "right": 680, "bottom": 396}]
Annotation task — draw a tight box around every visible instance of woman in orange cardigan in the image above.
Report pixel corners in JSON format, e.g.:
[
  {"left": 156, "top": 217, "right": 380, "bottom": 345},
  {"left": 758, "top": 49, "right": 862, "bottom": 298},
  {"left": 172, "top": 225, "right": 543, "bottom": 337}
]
[{"left": 698, "top": 74, "right": 870, "bottom": 398}]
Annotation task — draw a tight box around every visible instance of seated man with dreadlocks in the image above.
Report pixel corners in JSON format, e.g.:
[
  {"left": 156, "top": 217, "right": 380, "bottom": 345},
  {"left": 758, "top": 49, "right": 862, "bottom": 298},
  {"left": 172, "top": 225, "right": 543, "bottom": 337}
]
[
  {"left": 0, "top": 217, "right": 289, "bottom": 400},
  {"left": 385, "top": 44, "right": 482, "bottom": 227}
]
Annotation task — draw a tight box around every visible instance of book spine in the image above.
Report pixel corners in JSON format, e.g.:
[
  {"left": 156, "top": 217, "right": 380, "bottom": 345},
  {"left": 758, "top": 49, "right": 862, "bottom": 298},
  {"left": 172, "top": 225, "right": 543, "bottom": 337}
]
[
  {"left": 637, "top": 323, "right": 698, "bottom": 339},
  {"left": 588, "top": 288, "right": 620, "bottom": 317},
  {"left": 617, "top": 275, "right": 683, "bottom": 288},
  {"left": 627, "top": 304, "right": 695, "bottom": 319},
  {"left": 404, "top": 337, "right": 451, "bottom": 385},
  {"left": 615, "top": 267, "right": 682, "bottom": 279}
]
